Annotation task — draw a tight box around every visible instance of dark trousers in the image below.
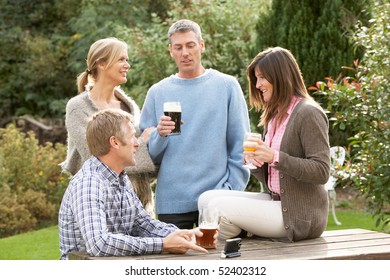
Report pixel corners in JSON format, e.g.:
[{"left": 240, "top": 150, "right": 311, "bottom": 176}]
[{"left": 158, "top": 211, "right": 199, "bottom": 229}]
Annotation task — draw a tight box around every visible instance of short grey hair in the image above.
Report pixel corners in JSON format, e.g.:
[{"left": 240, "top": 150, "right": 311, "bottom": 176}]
[{"left": 168, "top": 19, "right": 202, "bottom": 43}]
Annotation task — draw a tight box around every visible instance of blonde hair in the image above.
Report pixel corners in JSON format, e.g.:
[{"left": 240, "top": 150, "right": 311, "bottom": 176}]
[
  {"left": 86, "top": 108, "right": 133, "bottom": 156},
  {"left": 76, "top": 37, "right": 128, "bottom": 93},
  {"left": 246, "top": 47, "right": 316, "bottom": 127}
]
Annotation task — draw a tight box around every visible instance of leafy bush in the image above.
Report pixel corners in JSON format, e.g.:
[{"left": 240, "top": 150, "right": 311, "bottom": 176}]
[
  {"left": 0, "top": 185, "right": 34, "bottom": 236},
  {"left": 311, "top": 1, "right": 389, "bottom": 230},
  {"left": 0, "top": 124, "right": 70, "bottom": 237}
]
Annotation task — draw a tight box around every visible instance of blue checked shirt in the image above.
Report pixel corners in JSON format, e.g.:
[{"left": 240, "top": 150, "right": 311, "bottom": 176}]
[{"left": 59, "top": 156, "right": 178, "bottom": 260}]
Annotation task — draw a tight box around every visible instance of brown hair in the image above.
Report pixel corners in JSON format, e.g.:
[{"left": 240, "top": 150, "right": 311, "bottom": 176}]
[
  {"left": 246, "top": 47, "right": 315, "bottom": 127},
  {"left": 76, "top": 37, "right": 128, "bottom": 93},
  {"left": 86, "top": 108, "right": 133, "bottom": 156}
]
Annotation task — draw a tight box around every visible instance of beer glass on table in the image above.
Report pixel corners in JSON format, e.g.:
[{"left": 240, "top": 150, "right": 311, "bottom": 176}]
[
  {"left": 243, "top": 132, "right": 262, "bottom": 169},
  {"left": 163, "top": 102, "right": 181, "bottom": 135},
  {"left": 196, "top": 208, "right": 219, "bottom": 249}
]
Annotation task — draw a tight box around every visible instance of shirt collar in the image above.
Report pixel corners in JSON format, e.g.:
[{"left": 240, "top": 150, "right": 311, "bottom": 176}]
[
  {"left": 287, "top": 95, "right": 299, "bottom": 115},
  {"left": 90, "top": 156, "right": 127, "bottom": 186}
]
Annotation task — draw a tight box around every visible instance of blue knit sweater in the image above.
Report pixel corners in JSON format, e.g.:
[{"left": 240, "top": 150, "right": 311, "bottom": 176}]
[{"left": 140, "top": 69, "right": 250, "bottom": 214}]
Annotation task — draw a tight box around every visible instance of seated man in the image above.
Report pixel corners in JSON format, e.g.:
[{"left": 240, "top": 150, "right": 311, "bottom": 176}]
[{"left": 59, "top": 108, "right": 210, "bottom": 260}]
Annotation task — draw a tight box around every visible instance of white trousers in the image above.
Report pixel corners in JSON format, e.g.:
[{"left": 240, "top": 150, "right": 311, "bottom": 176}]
[{"left": 198, "top": 190, "right": 287, "bottom": 240}]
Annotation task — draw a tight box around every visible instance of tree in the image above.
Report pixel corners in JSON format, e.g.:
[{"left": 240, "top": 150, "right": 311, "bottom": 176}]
[
  {"left": 256, "top": 0, "right": 371, "bottom": 87},
  {"left": 0, "top": 0, "right": 80, "bottom": 120}
]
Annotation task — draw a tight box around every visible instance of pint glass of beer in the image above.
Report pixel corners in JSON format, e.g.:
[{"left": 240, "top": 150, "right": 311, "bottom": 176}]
[
  {"left": 196, "top": 208, "right": 219, "bottom": 249},
  {"left": 163, "top": 102, "right": 181, "bottom": 135}
]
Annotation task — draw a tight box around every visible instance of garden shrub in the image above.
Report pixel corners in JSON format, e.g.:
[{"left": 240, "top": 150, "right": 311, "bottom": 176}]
[
  {"left": 0, "top": 124, "right": 70, "bottom": 237},
  {"left": 18, "top": 189, "right": 55, "bottom": 222},
  {"left": 311, "top": 1, "right": 389, "bottom": 230},
  {"left": 0, "top": 185, "right": 36, "bottom": 237}
]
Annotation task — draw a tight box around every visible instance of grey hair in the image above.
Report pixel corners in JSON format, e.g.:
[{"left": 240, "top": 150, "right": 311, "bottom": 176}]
[{"left": 168, "top": 19, "right": 202, "bottom": 43}]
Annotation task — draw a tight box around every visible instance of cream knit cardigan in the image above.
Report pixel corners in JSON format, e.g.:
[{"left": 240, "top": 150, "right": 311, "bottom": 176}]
[{"left": 61, "top": 88, "right": 155, "bottom": 175}]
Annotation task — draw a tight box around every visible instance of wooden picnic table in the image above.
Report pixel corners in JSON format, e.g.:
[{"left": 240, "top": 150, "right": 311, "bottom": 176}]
[{"left": 68, "top": 228, "right": 390, "bottom": 260}]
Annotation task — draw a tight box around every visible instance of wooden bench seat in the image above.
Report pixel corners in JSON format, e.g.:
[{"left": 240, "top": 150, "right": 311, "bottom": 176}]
[{"left": 68, "top": 228, "right": 390, "bottom": 260}]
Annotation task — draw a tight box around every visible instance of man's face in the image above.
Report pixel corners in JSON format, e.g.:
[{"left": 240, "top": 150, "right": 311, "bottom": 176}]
[
  {"left": 169, "top": 31, "right": 205, "bottom": 78},
  {"left": 117, "top": 121, "right": 138, "bottom": 167}
]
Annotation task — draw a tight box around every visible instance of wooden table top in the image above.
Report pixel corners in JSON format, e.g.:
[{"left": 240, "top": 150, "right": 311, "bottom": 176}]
[{"left": 68, "top": 228, "right": 390, "bottom": 260}]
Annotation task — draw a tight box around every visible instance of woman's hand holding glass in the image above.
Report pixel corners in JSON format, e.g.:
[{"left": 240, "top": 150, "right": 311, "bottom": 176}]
[
  {"left": 243, "top": 134, "right": 275, "bottom": 168},
  {"left": 243, "top": 133, "right": 262, "bottom": 169}
]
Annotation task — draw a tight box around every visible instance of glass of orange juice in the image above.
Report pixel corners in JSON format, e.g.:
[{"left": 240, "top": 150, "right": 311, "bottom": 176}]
[{"left": 243, "top": 132, "right": 262, "bottom": 169}]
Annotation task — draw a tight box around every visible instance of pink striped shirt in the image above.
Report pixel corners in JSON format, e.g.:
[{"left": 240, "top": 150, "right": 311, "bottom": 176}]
[{"left": 264, "top": 96, "right": 300, "bottom": 194}]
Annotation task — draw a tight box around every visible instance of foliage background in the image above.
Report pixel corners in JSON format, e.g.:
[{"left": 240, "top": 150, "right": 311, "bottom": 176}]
[
  {"left": 2, "top": 0, "right": 370, "bottom": 122},
  {"left": 312, "top": 1, "right": 389, "bottom": 229}
]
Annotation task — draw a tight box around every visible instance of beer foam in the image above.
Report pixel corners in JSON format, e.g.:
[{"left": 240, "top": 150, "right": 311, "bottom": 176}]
[
  {"left": 164, "top": 102, "right": 181, "bottom": 112},
  {"left": 199, "top": 223, "right": 218, "bottom": 229},
  {"left": 243, "top": 141, "right": 256, "bottom": 147}
]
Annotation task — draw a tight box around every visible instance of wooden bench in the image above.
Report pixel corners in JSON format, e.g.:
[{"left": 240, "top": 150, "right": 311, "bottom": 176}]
[{"left": 68, "top": 228, "right": 390, "bottom": 260}]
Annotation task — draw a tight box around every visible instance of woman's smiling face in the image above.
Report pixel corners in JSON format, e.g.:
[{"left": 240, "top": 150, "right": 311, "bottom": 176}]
[{"left": 255, "top": 67, "right": 273, "bottom": 103}]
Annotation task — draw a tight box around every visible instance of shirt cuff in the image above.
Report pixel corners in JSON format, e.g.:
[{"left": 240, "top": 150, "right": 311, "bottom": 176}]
[
  {"left": 269, "top": 150, "right": 279, "bottom": 166},
  {"left": 146, "top": 237, "right": 165, "bottom": 254}
]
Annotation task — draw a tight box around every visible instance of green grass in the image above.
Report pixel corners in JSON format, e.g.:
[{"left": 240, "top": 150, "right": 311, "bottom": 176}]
[
  {"left": 0, "top": 210, "right": 381, "bottom": 260},
  {"left": 326, "top": 210, "right": 379, "bottom": 231},
  {"left": 0, "top": 225, "right": 59, "bottom": 260}
]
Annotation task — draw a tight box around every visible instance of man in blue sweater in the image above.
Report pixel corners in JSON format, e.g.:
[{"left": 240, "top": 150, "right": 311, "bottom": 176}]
[{"left": 140, "top": 19, "right": 250, "bottom": 229}]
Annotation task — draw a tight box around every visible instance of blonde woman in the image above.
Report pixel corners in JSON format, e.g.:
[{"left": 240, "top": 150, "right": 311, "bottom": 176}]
[{"left": 61, "top": 37, "right": 156, "bottom": 215}]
